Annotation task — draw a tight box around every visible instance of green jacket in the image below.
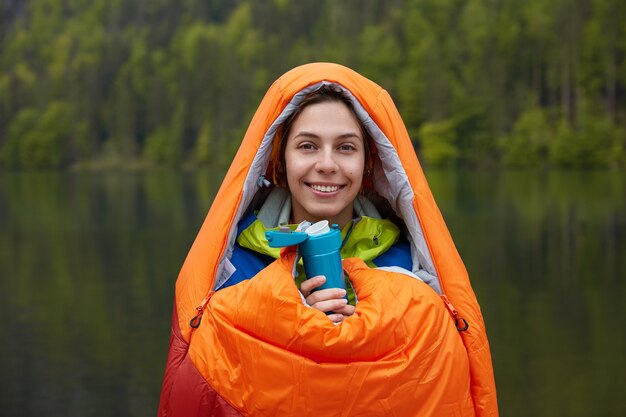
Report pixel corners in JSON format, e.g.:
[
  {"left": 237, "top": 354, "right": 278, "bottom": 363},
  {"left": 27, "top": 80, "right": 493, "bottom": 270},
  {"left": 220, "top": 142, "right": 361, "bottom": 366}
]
[{"left": 235, "top": 215, "right": 410, "bottom": 303}]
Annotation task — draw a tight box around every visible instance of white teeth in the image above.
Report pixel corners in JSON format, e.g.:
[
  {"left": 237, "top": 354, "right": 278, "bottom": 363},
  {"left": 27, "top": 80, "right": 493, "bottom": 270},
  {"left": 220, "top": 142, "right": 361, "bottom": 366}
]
[{"left": 310, "top": 184, "right": 340, "bottom": 193}]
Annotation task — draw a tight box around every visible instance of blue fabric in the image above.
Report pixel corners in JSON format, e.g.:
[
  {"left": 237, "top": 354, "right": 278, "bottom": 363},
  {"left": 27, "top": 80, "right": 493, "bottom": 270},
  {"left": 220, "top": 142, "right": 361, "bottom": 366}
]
[
  {"left": 220, "top": 244, "right": 275, "bottom": 289},
  {"left": 372, "top": 240, "right": 412, "bottom": 270},
  {"left": 237, "top": 211, "right": 258, "bottom": 235},
  {"left": 220, "top": 236, "right": 413, "bottom": 291}
]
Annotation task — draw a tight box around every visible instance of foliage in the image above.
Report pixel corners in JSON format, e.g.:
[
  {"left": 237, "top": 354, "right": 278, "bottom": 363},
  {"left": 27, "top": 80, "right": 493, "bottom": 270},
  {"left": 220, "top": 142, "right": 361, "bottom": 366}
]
[
  {"left": 2, "top": 102, "right": 72, "bottom": 169},
  {"left": 144, "top": 101, "right": 185, "bottom": 166},
  {"left": 0, "top": 0, "right": 624, "bottom": 170},
  {"left": 549, "top": 114, "right": 625, "bottom": 168},
  {"left": 418, "top": 119, "right": 459, "bottom": 167},
  {"left": 498, "top": 108, "right": 550, "bottom": 167}
]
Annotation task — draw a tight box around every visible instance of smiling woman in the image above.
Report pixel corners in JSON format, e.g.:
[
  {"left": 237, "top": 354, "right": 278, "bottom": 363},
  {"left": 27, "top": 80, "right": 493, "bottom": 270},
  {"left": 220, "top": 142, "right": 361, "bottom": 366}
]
[
  {"left": 158, "top": 63, "right": 498, "bottom": 417},
  {"left": 284, "top": 97, "right": 366, "bottom": 230},
  {"left": 262, "top": 89, "right": 373, "bottom": 321},
  {"left": 225, "top": 86, "right": 414, "bottom": 322}
]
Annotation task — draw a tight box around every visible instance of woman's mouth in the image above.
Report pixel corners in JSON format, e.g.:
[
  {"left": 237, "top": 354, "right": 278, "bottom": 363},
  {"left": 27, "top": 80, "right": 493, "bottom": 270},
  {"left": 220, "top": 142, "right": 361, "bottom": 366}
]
[{"left": 307, "top": 183, "right": 344, "bottom": 193}]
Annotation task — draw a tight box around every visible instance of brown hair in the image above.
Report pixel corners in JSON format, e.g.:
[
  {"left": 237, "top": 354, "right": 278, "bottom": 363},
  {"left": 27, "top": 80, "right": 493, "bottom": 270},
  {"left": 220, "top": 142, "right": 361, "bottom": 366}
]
[{"left": 268, "top": 85, "right": 375, "bottom": 187}]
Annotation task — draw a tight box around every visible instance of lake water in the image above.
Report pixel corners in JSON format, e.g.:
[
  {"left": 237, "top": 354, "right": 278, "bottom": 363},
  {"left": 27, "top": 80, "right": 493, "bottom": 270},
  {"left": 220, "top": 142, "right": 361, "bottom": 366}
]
[{"left": 1, "top": 169, "right": 625, "bottom": 417}]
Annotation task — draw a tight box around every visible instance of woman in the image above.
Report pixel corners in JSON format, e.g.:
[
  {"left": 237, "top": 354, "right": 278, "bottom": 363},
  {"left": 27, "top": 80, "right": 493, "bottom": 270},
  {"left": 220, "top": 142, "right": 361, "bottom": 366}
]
[
  {"left": 158, "top": 63, "right": 498, "bottom": 417},
  {"left": 222, "top": 85, "right": 415, "bottom": 323}
]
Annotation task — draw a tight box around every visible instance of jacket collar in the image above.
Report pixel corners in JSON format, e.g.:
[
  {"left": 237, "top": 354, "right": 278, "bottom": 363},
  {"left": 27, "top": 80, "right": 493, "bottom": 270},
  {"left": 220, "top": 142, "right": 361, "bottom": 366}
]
[{"left": 237, "top": 214, "right": 400, "bottom": 264}]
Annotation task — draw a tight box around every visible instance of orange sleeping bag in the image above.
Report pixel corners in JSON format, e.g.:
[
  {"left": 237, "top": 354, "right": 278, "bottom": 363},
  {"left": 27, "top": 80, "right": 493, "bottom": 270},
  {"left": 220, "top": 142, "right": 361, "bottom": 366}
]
[{"left": 158, "top": 63, "right": 498, "bottom": 417}]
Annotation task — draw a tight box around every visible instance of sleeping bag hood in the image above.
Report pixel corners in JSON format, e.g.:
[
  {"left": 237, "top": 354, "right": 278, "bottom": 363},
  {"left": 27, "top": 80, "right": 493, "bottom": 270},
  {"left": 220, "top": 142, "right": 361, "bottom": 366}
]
[{"left": 158, "top": 62, "right": 498, "bottom": 417}]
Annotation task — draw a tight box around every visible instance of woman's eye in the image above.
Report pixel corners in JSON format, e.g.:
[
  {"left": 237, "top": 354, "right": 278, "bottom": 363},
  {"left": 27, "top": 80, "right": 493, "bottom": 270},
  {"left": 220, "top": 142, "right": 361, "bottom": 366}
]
[
  {"left": 339, "top": 144, "right": 356, "bottom": 151},
  {"left": 299, "top": 143, "right": 316, "bottom": 150}
]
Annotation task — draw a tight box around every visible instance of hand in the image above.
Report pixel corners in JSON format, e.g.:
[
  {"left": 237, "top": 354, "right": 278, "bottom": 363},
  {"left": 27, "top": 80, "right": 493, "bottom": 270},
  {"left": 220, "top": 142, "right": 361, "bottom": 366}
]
[{"left": 300, "top": 276, "right": 356, "bottom": 324}]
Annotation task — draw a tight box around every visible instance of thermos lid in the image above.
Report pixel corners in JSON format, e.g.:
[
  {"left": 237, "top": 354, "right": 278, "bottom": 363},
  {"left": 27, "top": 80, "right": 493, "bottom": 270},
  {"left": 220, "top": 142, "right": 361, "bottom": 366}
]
[
  {"left": 305, "top": 220, "right": 330, "bottom": 236},
  {"left": 300, "top": 222, "right": 341, "bottom": 256},
  {"left": 265, "top": 220, "right": 341, "bottom": 253}
]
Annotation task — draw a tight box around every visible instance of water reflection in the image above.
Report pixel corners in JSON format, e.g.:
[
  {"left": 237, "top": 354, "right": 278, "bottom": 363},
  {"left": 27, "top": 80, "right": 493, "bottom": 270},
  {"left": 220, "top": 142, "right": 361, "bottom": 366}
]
[
  {"left": 0, "top": 169, "right": 624, "bottom": 416},
  {"left": 428, "top": 169, "right": 626, "bottom": 416},
  {"left": 0, "top": 171, "right": 220, "bottom": 417}
]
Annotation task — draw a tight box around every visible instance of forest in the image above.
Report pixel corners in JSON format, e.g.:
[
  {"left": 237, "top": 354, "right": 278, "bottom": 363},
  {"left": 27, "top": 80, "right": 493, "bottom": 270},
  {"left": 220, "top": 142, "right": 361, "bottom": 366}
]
[{"left": 1, "top": 0, "right": 624, "bottom": 170}]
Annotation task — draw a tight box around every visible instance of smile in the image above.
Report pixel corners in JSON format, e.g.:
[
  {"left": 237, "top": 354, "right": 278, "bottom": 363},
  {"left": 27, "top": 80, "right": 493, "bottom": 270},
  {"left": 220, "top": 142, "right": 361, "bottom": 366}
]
[{"left": 307, "top": 184, "right": 344, "bottom": 193}]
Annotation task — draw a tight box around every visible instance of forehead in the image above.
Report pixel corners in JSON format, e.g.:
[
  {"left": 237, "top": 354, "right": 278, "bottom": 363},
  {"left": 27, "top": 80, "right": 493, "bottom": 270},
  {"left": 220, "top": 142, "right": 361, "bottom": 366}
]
[{"left": 288, "top": 101, "right": 363, "bottom": 136}]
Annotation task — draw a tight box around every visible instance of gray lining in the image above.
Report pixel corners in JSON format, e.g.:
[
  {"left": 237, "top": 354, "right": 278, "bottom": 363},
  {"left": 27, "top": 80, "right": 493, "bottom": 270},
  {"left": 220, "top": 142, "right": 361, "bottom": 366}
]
[
  {"left": 214, "top": 82, "right": 442, "bottom": 295},
  {"left": 257, "top": 187, "right": 292, "bottom": 227}
]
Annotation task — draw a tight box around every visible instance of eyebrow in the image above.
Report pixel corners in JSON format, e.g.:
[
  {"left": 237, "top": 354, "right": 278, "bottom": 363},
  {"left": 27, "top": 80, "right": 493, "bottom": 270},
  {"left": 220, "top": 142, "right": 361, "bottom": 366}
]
[{"left": 293, "top": 131, "right": 362, "bottom": 140}]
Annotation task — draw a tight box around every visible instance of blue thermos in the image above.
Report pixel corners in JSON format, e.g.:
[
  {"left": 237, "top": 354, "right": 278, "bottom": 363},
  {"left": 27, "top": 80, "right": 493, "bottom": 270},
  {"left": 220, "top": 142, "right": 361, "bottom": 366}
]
[{"left": 265, "top": 220, "right": 346, "bottom": 296}]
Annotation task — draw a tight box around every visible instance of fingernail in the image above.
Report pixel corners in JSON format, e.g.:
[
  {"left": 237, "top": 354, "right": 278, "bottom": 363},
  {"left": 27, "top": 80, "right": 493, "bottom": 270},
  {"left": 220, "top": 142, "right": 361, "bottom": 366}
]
[{"left": 339, "top": 289, "right": 346, "bottom": 296}]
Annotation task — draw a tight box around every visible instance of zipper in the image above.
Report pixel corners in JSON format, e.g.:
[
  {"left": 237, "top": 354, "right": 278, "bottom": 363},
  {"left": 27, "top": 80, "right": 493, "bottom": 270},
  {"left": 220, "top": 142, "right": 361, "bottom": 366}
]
[
  {"left": 189, "top": 291, "right": 215, "bottom": 329},
  {"left": 440, "top": 294, "right": 469, "bottom": 332}
]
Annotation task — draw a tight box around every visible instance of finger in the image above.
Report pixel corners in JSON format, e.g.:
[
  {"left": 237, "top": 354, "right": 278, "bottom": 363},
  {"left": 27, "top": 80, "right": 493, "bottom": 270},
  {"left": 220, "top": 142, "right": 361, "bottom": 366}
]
[
  {"left": 333, "top": 304, "right": 356, "bottom": 317},
  {"left": 326, "top": 313, "right": 345, "bottom": 324},
  {"left": 300, "top": 275, "right": 326, "bottom": 297},
  {"left": 310, "top": 298, "right": 348, "bottom": 314},
  {"left": 305, "top": 288, "right": 347, "bottom": 306}
]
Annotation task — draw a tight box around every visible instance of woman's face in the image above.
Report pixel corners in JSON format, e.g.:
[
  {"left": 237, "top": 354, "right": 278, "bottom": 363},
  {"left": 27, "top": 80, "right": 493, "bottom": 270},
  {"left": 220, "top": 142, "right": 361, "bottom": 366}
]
[{"left": 284, "top": 100, "right": 365, "bottom": 229}]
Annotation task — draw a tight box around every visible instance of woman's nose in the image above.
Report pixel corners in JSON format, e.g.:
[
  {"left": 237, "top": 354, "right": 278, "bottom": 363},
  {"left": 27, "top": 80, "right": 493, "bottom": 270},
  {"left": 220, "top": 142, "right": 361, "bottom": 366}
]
[{"left": 315, "top": 149, "right": 338, "bottom": 173}]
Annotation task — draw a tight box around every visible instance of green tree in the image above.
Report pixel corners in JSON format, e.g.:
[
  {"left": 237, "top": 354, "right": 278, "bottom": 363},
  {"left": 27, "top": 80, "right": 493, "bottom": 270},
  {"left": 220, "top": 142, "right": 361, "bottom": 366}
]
[
  {"left": 144, "top": 100, "right": 185, "bottom": 165},
  {"left": 499, "top": 108, "right": 550, "bottom": 167},
  {"left": 418, "top": 119, "right": 459, "bottom": 167},
  {"left": 2, "top": 102, "right": 73, "bottom": 169},
  {"left": 0, "top": 0, "right": 624, "bottom": 170}
]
